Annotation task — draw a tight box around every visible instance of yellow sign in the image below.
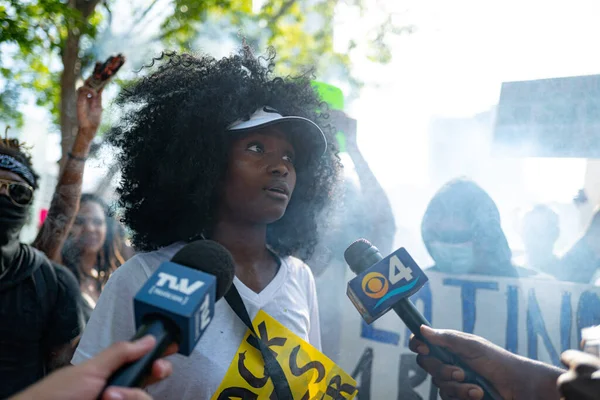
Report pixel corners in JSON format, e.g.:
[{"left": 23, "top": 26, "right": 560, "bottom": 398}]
[{"left": 212, "top": 310, "right": 357, "bottom": 400}]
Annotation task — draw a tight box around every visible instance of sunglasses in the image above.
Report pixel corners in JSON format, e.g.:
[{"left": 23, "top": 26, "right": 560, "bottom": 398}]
[{"left": 0, "top": 179, "right": 34, "bottom": 207}]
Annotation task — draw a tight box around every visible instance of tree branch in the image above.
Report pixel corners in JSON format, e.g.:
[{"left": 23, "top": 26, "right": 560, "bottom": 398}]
[
  {"left": 76, "top": 0, "right": 102, "bottom": 18},
  {"left": 155, "top": 26, "right": 181, "bottom": 42},
  {"left": 122, "top": 0, "right": 165, "bottom": 39},
  {"left": 130, "top": 0, "right": 161, "bottom": 28},
  {"left": 103, "top": 0, "right": 113, "bottom": 26},
  {"left": 268, "top": 0, "right": 296, "bottom": 25}
]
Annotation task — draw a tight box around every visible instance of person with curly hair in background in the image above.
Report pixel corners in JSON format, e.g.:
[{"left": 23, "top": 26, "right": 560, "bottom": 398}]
[
  {"left": 62, "top": 193, "right": 128, "bottom": 322},
  {"left": 72, "top": 45, "right": 342, "bottom": 399}
]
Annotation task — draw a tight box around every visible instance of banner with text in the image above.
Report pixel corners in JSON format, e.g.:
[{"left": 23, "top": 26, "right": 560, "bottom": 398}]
[{"left": 334, "top": 271, "right": 600, "bottom": 400}]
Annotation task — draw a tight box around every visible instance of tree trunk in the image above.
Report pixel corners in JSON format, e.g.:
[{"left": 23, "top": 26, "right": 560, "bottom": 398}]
[
  {"left": 58, "top": 0, "right": 101, "bottom": 174},
  {"left": 59, "top": 28, "right": 81, "bottom": 175}
]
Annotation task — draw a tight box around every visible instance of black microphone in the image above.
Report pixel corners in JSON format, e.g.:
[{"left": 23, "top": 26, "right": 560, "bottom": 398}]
[
  {"left": 101, "top": 240, "right": 235, "bottom": 394},
  {"left": 345, "top": 239, "right": 502, "bottom": 400}
]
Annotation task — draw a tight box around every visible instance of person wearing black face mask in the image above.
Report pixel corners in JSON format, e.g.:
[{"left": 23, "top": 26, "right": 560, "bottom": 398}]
[{"left": 0, "top": 137, "right": 82, "bottom": 398}]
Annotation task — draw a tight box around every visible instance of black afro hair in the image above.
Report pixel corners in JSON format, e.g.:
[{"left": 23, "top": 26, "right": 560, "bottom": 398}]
[{"left": 108, "top": 46, "right": 342, "bottom": 260}]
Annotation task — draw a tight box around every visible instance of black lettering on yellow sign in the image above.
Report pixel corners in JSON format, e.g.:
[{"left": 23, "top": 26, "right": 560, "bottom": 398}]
[
  {"left": 238, "top": 351, "right": 270, "bottom": 388},
  {"left": 289, "top": 345, "right": 326, "bottom": 382},
  {"left": 289, "top": 345, "right": 326, "bottom": 400},
  {"left": 216, "top": 387, "right": 279, "bottom": 400},
  {"left": 246, "top": 322, "right": 288, "bottom": 358},
  {"left": 323, "top": 375, "right": 357, "bottom": 400},
  {"left": 212, "top": 310, "right": 356, "bottom": 400},
  {"left": 216, "top": 386, "right": 259, "bottom": 400}
]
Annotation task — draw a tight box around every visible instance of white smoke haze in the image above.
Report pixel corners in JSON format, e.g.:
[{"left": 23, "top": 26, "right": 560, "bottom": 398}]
[
  {"left": 8, "top": 3, "right": 600, "bottom": 397},
  {"left": 16, "top": 0, "right": 600, "bottom": 265},
  {"left": 342, "top": 0, "right": 600, "bottom": 266}
]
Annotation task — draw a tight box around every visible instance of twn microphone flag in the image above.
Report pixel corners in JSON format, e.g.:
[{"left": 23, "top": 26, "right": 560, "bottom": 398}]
[
  {"left": 134, "top": 261, "right": 216, "bottom": 356},
  {"left": 347, "top": 247, "right": 428, "bottom": 324}
]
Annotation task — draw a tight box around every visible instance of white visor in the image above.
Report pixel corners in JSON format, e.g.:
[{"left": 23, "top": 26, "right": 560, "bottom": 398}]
[{"left": 227, "top": 106, "right": 327, "bottom": 162}]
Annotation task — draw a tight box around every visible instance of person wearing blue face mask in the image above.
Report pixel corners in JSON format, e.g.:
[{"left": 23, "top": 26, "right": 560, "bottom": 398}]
[
  {"left": 428, "top": 241, "right": 476, "bottom": 275},
  {"left": 421, "top": 178, "right": 540, "bottom": 277}
]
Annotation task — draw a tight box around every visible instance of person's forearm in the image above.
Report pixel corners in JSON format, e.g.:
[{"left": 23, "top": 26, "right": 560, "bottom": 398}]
[
  {"left": 32, "top": 129, "right": 94, "bottom": 261},
  {"left": 514, "top": 355, "right": 563, "bottom": 400},
  {"left": 559, "top": 238, "right": 600, "bottom": 283}
]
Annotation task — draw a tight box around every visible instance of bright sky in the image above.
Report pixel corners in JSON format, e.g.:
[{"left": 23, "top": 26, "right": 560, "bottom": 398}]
[
  {"left": 346, "top": 0, "right": 599, "bottom": 192},
  {"left": 332, "top": 0, "right": 600, "bottom": 255}
]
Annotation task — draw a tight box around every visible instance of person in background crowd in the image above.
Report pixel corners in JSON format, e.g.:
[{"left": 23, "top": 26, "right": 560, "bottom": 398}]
[
  {"left": 0, "top": 136, "right": 81, "bottom": 398},
  {"left": 72, "top": 47, "right": 342, "bottom": 399},
  {"left": 421, "top": 178, "right": 541, "bottom": 277},
  {"left": 521, "top": 204, "right": 561, "bottom": 276},
  {"left": 33, "top": 86, "right": 103, "bottom": 263},
  {"left": 519, "top": 203, "right": 600, "bottom": 283},
  {"left": 310, "top": 110, "right": 395, "bottom": 360},
  {"left": 63, "top": 193, "right": 128, "bottom": 322},
  {"left": 560, "top": 208, "right": 600, "bottom": 283},
  {"left": 33, "top": 81, "right": 129, "bottom": 322},
  {"left": 310, "top": 110, "right": 395, "bottom": 276},
  {"left": 408, "top": 325, "right": 600, "bottom": 400}
]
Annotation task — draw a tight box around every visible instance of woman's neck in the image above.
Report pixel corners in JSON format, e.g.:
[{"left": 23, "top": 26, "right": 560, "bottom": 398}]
[
  {"left": 79, "top": 250, "right": 98, "bottom": 275},
  {"left": 211, "top": 218, "right": 278, "bottom": 293},
  {"left": 211, "top": 219, "right": 268, "bottom": 265}
]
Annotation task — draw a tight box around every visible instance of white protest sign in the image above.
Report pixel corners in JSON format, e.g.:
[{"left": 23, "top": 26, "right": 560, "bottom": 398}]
[{"left": 319, "top": 270, "right": 600, "bottom": 400}]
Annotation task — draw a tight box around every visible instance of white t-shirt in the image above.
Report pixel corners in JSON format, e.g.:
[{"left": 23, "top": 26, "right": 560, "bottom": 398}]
[{"left": 72, "top": 242, "right": 321, "bottom": 399}]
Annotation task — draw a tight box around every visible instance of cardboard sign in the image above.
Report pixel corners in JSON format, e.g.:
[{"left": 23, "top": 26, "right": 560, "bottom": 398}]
[
  {"left": 493, "top": 74, "right": 600, "bottom": 158},
  {"left": 213, "top": 310, "right": 357, "bottom": 400},
  {"left": 331, "top": 271, "right": 600, "bottom": 400}
]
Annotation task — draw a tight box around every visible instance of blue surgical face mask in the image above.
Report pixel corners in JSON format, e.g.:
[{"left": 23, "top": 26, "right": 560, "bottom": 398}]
[{"left": 429, "top": 241, "right": 475, "bottom": 274}]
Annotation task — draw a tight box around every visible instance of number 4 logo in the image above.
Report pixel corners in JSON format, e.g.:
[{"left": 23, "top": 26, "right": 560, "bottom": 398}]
[{"left": 388, "top": 255, "right": 413, "bottom": 285}]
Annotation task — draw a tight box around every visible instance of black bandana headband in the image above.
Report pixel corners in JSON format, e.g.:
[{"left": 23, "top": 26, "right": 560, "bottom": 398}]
[{"left": 0, "top": 154, "right": 36, "bottom": 187}]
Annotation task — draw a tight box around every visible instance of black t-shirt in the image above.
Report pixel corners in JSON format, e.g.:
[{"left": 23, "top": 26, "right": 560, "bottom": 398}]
[{"left": 0, "top": 247, "right": 82, "bottom": 398}]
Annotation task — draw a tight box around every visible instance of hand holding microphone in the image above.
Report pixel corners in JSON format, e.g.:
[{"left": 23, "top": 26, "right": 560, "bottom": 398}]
[
  {"left": 100, "top": 240, "right": 235, "bottom": 395},
  {"left": 344, "top": 239, "right": 503, "bottom": 400},
  {"left": 558, "top": 350, "right": 600, "bottom": 400},
  {"left": 9, "top": 335, "right": 174, "bottom": 400},
  {"left": 409, "top": 326, "right": 564, "bottom": 400}
]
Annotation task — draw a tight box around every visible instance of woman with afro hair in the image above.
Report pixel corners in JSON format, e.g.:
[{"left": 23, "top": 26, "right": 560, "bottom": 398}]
[{"left": 72, "top": 45, "right": 342, "bottom": 399}]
